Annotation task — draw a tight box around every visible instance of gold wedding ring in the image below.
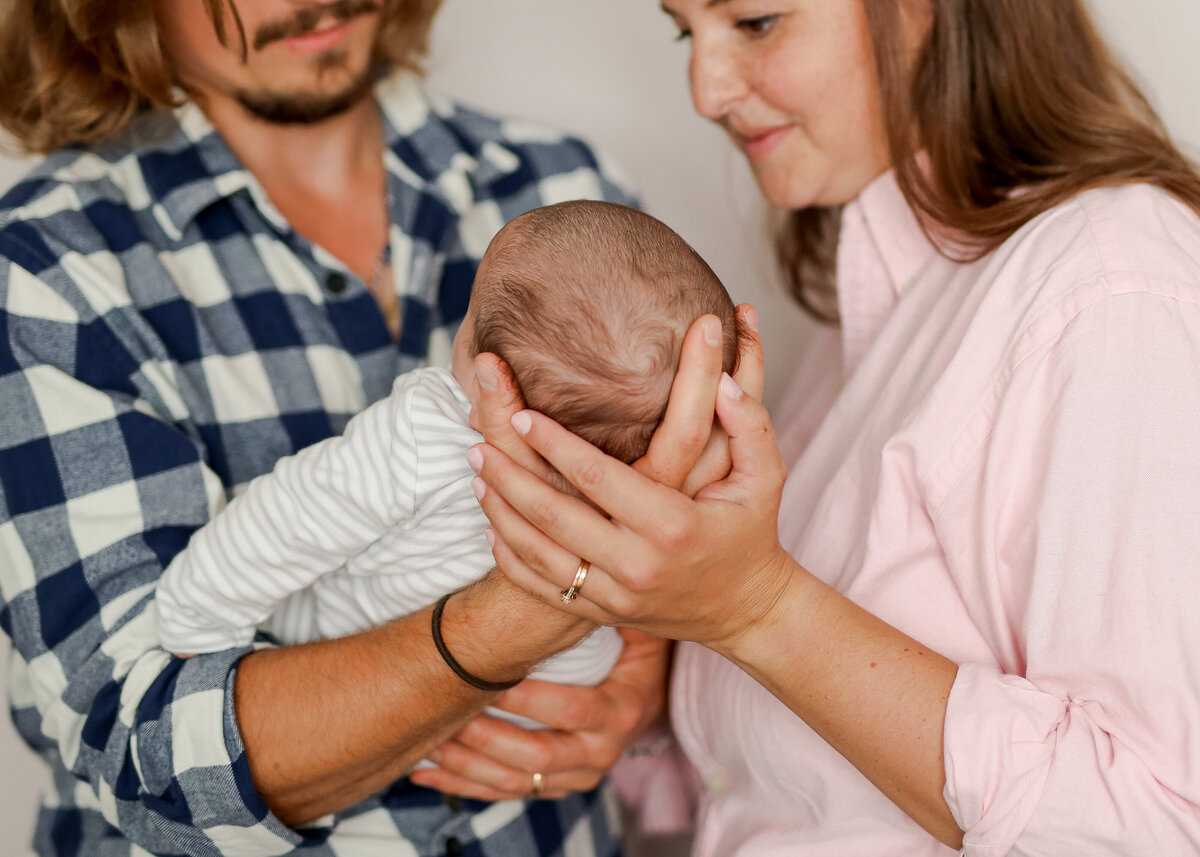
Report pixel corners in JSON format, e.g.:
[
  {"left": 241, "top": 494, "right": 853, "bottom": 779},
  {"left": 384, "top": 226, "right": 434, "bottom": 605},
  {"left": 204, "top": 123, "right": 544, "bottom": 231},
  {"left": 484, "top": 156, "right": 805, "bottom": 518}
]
[
  {"left": 560, "top": 559, "right": 590, "bottom": 604},
  {"left": 530, "top": 771, "right": 545, "bottom": 798}
]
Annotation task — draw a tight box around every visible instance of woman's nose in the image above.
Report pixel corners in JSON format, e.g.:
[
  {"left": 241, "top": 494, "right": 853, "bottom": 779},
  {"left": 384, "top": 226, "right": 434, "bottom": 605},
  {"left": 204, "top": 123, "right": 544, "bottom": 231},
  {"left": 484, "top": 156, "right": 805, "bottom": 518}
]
[{"left": 689, "top": 37, "right": 745, "bottom": 121}]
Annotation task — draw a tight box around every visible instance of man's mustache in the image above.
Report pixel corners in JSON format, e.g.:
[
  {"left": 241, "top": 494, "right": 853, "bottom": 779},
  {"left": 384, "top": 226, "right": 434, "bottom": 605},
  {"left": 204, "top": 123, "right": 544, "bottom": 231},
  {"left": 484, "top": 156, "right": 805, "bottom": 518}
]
[{"left": 253, "top": 0, "right": 382, "bottom": 51}]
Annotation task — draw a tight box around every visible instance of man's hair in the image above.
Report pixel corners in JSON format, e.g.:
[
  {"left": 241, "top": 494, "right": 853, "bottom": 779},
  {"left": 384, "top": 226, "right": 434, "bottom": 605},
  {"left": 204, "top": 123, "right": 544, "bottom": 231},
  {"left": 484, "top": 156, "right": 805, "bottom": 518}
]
[
  {"left": 779, "top": 0, "right": 1200, "bottom": 324},
  {"left": 472, "top": 200, "right": 741, "bottom": 464},
  {"left": 0, "top": 0, "right": 443, "bottom": 154}
]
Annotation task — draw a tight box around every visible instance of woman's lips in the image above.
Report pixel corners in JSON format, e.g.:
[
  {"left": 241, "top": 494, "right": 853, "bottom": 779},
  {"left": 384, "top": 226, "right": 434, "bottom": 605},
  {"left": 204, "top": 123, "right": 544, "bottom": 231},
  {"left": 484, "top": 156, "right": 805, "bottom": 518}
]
[
  {"left": 741, "top": 126, "right": 791, "bottom": 162},
  {"left": 286, "top": 19, "right": 354, "bottom": 53}
]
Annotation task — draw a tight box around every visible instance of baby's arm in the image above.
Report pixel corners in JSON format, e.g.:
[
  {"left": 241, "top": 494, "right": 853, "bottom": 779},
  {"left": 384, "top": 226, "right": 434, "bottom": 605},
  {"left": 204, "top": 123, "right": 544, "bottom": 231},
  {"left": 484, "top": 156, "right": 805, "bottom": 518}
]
[{"left": 156, "top": 382, "right": 418, "bottom": 654}]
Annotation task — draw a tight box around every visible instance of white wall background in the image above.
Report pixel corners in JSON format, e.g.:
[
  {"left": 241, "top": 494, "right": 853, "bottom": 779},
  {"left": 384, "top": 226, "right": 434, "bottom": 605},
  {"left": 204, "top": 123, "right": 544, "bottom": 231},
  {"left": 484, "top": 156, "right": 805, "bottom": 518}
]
[{"left": 0, "top": 0, "right": 1197, "bottom": 852}]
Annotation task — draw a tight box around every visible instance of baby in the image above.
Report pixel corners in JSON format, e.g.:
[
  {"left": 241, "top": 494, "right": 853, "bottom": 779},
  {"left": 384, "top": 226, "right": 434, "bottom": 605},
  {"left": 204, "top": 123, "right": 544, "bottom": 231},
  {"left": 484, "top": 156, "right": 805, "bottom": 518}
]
[{"left": 155, "top": 200, "right": 741, "bottom": 725}]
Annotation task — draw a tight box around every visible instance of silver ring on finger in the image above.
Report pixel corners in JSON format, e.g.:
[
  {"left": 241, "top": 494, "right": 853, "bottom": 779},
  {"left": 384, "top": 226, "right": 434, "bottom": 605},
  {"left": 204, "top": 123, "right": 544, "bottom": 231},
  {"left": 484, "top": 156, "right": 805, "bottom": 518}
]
[{"left": 560, "top": 559, "right": 590, "bottom": 604}]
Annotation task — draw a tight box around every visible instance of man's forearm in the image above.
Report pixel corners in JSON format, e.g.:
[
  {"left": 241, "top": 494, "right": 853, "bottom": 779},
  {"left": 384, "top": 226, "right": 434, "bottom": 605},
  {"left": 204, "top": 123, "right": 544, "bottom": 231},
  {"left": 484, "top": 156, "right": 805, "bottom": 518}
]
[{"left": 233, "top": 571, "right": 593, "bottom": 826}]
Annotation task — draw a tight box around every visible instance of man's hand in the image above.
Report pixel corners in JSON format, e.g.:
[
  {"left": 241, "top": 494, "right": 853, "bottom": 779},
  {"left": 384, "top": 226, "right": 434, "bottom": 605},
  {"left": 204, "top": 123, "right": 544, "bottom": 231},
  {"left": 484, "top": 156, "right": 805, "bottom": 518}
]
[{"left": 408, "top": 629, "right": 670, "bottom": 800}]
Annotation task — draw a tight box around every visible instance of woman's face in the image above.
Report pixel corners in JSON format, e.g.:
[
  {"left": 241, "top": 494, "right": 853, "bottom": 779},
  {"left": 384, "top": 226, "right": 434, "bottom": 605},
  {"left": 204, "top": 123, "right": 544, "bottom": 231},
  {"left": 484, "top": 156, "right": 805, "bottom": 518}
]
[{"left": 661, "top": 0, "right": 893, "bottom": 209}]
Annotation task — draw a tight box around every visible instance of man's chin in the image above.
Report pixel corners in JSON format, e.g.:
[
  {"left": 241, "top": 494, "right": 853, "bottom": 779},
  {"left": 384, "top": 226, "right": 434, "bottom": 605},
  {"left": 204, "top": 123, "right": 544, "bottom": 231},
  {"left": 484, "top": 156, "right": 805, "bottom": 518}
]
[{"left": 235, "top": 62, "right": 380, "bottom": 125}]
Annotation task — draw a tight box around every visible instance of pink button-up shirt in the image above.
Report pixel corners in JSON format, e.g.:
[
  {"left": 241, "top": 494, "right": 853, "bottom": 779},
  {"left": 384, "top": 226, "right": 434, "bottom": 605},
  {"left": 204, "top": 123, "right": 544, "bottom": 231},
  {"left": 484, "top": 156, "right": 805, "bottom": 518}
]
[{"left": 671, "top": 172, "right": 1200, "bottom": 856}]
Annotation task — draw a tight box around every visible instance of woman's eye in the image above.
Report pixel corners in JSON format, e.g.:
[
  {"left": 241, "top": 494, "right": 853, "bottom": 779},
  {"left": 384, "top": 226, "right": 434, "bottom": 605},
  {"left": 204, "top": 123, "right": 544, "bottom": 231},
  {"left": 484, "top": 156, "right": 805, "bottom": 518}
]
[{"left": 736, "top": 15, "right": 778, "bottom": 36}]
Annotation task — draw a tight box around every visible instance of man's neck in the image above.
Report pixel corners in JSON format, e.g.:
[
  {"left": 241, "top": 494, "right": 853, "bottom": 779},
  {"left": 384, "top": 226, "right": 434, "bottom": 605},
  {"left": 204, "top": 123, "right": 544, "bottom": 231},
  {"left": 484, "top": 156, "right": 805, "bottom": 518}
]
[
  {"left": 197, "top": 89, "right": 386, "bottom": 204},
  {"left": 190, "top": 87, "right": 391, "bottom": 285}
]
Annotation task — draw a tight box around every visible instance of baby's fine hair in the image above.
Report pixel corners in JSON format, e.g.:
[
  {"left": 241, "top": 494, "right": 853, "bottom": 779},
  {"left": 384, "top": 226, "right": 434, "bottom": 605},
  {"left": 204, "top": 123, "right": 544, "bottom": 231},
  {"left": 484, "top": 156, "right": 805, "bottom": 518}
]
[{"left": 472, "top": 200, "right": 741, "bottom": 463}]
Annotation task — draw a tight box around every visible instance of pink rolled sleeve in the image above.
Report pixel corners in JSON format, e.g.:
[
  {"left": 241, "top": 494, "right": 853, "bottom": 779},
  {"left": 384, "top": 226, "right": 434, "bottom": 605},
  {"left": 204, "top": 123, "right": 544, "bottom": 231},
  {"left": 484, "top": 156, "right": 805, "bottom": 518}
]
[{"left": 943, "top": 287, "right": 1200, "bottom": 854}]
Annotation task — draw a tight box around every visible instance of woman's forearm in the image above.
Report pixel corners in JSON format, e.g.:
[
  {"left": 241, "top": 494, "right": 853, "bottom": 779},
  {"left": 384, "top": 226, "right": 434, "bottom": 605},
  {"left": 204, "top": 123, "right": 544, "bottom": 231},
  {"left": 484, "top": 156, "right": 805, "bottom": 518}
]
[
  {"left": 716, "top": 561, "right": 963, "bottom": 849},
  {"left": 233, "top": 572, "right": 592, "bottom": 825}
]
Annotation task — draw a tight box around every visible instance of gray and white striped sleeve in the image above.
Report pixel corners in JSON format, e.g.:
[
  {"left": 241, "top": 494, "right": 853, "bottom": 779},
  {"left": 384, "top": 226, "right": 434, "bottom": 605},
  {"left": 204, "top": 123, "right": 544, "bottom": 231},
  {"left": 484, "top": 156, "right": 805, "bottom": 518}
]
[{"left": 155, "top": 371, "right": 429, "bottom": 653}]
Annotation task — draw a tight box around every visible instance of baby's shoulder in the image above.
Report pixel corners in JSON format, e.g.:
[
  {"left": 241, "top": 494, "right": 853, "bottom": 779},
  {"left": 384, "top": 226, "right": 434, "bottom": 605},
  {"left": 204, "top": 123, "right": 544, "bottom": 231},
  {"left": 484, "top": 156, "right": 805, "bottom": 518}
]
[{"left": 388, "top": 367, "right": 477, "bottom": 450}]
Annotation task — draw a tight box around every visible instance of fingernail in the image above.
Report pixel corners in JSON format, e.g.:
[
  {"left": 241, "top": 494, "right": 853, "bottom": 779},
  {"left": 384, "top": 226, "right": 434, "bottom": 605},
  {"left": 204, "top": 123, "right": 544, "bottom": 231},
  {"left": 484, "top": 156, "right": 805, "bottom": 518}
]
[
  {"left": 472, "top": 477, "right": 486, "bottom": 500},
  {"left": 744, "top": 305, "right": 759, "bottom": 332},
  {"left": 475, "top": 358, "right": 499, "bottom": 392},
  {"left": 719, "top": 372, "right": 743, "bottom": 400},
  {"left": 703, "top": 317, "right": 722, "bottom": 347},
  {"left": 485, "top": 527, "right": 495, "bottom": 548},
  {"left": 511, "top": 411, "right": 532, "bottom": 436},
  {"left": 466, "top": 446, "right": 483, "bottom": 473}
]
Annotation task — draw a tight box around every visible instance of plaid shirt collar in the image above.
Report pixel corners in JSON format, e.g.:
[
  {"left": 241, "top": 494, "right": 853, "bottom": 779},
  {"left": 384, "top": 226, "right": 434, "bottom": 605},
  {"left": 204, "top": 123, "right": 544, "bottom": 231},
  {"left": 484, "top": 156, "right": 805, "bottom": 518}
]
[{"left": 148, "top": 71, "right": 524, "bottom": 242}]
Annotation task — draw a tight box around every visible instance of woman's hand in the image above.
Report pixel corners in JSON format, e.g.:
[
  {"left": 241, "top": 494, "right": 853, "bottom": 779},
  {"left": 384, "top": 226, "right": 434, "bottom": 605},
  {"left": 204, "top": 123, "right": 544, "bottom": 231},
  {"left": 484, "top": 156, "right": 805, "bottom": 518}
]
[
  {"left": 472, "top": 305, "right": 765, "bottom": 498},
  {"left": 635, "top": 304, "right": 766, "bottom": 495},
  {"left": 467, "top": 309, "right": 792, "bottom": 650},
  {"left": 409, "top": 629, "right": 670, "bottom": 800}
]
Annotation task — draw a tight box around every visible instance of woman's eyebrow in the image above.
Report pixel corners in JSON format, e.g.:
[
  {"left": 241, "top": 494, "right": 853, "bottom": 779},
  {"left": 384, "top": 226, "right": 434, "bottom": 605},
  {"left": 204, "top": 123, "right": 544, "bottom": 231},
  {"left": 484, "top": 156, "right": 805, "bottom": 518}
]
[{"left": 661, "top": 0, "right": 734, "bottom": 15}]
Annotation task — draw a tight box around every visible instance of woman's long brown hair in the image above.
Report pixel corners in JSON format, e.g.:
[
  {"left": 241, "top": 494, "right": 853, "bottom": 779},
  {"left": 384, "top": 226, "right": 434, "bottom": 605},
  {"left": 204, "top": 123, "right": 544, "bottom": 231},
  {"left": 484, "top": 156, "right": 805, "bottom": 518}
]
[
  {"left": 779, "top": 0, "right": 1200, "bottom": 324},
  {"left": 0, "top": 0, "right": 443, "bottom": 155}
]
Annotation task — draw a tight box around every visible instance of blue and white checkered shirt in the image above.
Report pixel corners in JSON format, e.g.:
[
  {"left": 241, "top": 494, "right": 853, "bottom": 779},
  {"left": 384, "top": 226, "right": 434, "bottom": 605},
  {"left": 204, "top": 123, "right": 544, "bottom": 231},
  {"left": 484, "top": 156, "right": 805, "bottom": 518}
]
[{"left": 0, "top": 71, "right": 634, "bottom": 857}]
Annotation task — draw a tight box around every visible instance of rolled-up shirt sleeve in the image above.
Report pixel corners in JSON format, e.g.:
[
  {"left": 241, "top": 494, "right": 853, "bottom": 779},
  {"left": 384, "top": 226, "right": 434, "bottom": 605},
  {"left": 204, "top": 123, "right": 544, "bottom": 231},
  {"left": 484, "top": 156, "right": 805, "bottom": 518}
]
[
  {"left": 0, "top": 255, "right": 308, "bottom": 855},
  {"left": 940, "top": 286, "right": 1200, "bottom": 854}
]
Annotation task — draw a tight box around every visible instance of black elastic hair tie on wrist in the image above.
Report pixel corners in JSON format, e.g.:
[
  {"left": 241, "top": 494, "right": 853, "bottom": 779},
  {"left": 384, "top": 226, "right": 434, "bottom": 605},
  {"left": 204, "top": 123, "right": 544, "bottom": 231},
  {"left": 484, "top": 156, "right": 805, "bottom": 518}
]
[{"left": 431, "top": 593, "right": 522, "bottom": 693}]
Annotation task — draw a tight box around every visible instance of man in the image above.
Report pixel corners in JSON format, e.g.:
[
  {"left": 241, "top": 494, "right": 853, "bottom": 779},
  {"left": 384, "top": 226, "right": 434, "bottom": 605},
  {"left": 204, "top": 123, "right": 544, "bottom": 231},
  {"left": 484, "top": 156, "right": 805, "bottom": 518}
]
[{"left": 0, "top": 2, "right": 667, "bottom": 854}]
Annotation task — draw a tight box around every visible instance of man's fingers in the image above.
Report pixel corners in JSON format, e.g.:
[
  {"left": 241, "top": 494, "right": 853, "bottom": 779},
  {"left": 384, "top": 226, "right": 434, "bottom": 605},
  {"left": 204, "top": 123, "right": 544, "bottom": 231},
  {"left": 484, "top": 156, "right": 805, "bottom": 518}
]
[
  {"left": 453, "top": 711, "right": 616, "bottom": 783},
  {"left": 410, "top": 739, "right": 577, "bottom": 801},
  {"left": 492, "top": 679, "right": 614, "bottom": 734},
  {"left": 411, "top": 739, "right": 531, "bottom": 799}
]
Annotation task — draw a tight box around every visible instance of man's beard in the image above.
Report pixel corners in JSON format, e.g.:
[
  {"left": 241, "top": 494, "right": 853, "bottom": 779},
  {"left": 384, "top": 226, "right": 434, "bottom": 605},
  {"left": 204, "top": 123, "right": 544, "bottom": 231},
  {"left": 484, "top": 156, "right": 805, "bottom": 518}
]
[
  {"left": 234, "top": 56, "right": 381, "bottom": 125},
  {"left": 234, "top": 0, "right": 383, "bottom": 125}
]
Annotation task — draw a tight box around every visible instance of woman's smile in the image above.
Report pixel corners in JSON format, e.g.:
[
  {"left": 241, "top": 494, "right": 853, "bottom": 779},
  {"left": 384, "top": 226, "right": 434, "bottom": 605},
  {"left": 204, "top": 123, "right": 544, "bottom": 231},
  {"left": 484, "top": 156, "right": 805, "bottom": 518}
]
[{"left": 736, "top": 124, "right": 794, "bottom": 162}]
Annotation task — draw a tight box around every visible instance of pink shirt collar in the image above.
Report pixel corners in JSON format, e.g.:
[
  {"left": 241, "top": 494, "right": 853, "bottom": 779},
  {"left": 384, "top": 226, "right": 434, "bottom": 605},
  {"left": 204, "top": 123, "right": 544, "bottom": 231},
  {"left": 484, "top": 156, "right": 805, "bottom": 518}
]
[{"left": 836, "top": 170, "right": 941, "bottom": 375}]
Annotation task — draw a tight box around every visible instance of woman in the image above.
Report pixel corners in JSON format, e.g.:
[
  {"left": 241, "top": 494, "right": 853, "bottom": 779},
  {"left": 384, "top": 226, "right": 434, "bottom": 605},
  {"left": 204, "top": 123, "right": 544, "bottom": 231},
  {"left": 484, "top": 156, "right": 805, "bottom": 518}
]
[{"left": 450, "top": 0, "right": 1200, "bottom": 853}]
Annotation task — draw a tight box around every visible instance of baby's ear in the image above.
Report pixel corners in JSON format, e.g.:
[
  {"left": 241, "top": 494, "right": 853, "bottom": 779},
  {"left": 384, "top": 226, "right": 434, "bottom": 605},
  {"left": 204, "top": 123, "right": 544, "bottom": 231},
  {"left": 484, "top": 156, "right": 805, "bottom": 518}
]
[
  {"left": 730, "top": 304, "right": 764, "bottom": 401},
  {"left": 728, "top": 309, "right": 750, "bottom": 375},
  {"left": 472, "top": 353, "right": 523, "bottom": 433}
]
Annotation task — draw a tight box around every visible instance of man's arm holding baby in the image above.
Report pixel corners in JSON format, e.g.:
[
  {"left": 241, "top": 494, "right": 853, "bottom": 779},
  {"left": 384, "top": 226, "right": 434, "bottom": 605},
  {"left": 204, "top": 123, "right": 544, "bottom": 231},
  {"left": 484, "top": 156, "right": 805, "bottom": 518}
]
[
  {"left": 156, "top": 382, "right": 623, "bottom": 822},
  {"left": 234, "top": 570, "right": 595, "bottom": 825},
  {"left": 155, "top": 368, "right": 667, "bottom": 817}
]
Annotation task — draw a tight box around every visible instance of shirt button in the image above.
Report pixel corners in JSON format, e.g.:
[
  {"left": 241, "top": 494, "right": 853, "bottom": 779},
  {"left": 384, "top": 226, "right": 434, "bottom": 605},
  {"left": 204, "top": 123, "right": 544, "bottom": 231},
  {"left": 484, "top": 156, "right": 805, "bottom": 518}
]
[
  {"left": 706, "top": 770, "right": 727, "bottom": 792},
  {"left": 445, "top": 836, "right": 464, "bottom": 857},
  {"left": 325, "top": 272, "right": 349, "bottom": 294}
]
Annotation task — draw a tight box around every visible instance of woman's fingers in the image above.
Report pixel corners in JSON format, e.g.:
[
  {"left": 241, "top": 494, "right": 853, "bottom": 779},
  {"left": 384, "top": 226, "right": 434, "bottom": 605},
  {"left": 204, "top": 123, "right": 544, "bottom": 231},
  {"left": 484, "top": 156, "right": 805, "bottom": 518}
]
[
  {"left": 635, "top": 306, "right": 765, "bottom": 498},
  {"left": 471, "top": 352, "right": 557, "bottom": 484},
  {"left": 497, "top": 414, "right": 693, "bottom": 550},
  {"left": 710, "top": 372, "right": 788, "bottom": 499},
  {"left": 679, "top": 424, "right": 733, "bottom": 498},
  {"left": 635, "top": 315, "right": 726, "bottom": 490},
  {"left": 485, "top": 523, "right": 616, "bottom": 626}
]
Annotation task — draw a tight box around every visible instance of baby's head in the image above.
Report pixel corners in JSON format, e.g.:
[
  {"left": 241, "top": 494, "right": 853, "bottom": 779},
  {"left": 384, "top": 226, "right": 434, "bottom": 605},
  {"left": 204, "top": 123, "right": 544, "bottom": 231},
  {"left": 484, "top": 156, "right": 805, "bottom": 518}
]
[{"left": 452, "top": 200, "right": 741, "bottom": 463}]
